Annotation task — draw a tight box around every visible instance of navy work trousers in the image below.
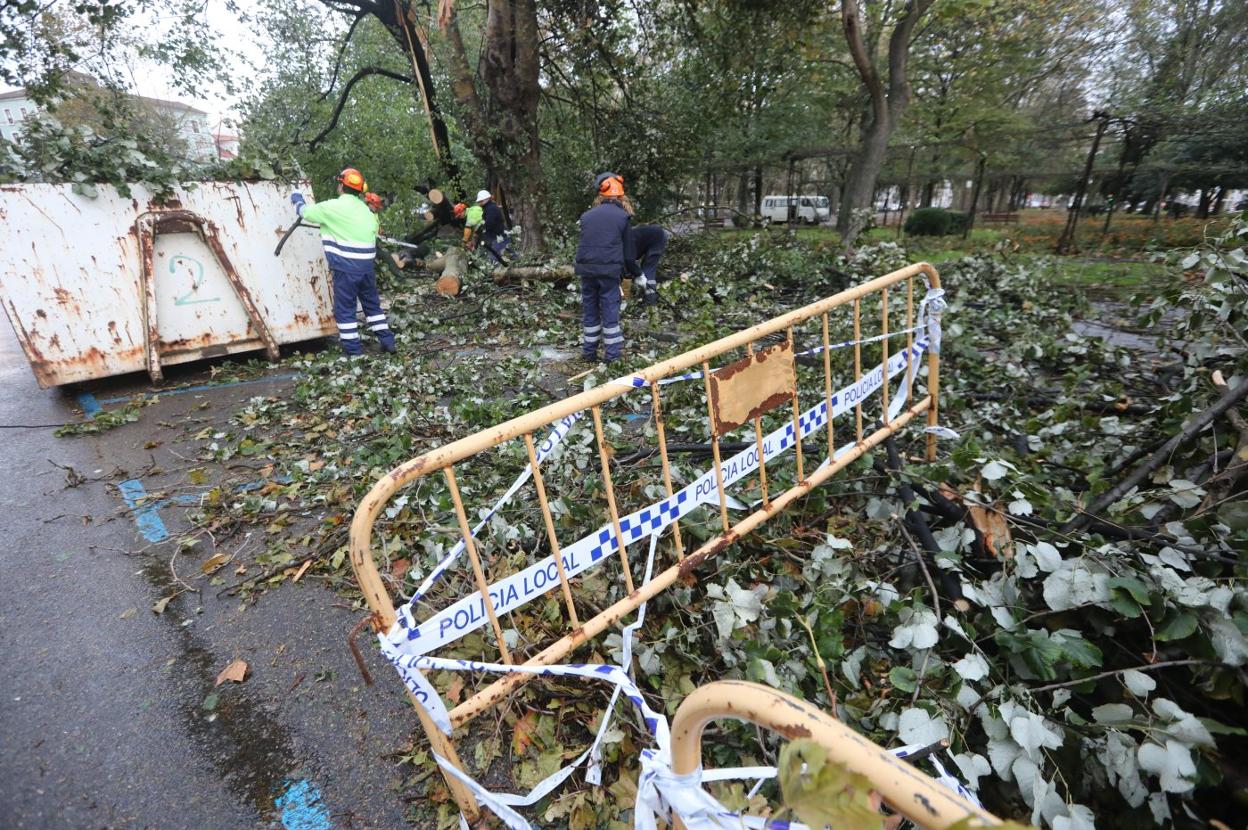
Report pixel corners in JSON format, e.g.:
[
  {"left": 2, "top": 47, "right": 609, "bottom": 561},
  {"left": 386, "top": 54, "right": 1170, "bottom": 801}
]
[
  {"left": 580, "top": 274, "right": 623, "bottom": 362},
  {"left": 331, "top": 268, "right": 395, "bottom": 355}
]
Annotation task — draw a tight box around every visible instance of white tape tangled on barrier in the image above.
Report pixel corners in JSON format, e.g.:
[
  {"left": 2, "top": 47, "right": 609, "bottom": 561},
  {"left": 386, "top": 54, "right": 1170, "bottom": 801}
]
[{"left": 377, "top": 285, "right": 967, "bottom": 828}]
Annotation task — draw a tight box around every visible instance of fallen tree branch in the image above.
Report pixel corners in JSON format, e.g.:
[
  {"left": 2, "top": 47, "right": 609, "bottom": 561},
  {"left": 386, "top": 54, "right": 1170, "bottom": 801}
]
[
  {"left": 309, "top": 67, "right": 415, "bottom": 149},
  {"left": 1063, "top": 377, "right": 1248, "bottom": 533},
  {"left": 960, "top": 390, "right": 1154, "bottom": 416},
  {"left": 1198, "top": 374, "right": 1248, "bottom": 514},
  {"left": 883, "top": 436, "right": 968, "bottom": 611},
  {"left": 1026, "top": 659, "right": 1219, "bottom": 695}
]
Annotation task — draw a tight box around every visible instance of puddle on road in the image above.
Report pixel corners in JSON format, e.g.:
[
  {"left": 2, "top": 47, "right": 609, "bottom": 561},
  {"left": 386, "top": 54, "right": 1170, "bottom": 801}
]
[{"left": 140, "top": 557, "right": 319, "bottom": 826}]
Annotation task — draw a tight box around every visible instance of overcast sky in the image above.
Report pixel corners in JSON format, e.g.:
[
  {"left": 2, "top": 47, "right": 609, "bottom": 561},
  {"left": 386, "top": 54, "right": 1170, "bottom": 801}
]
[{"left": 1, "top": 0, "right": 265, "bottom": 132}]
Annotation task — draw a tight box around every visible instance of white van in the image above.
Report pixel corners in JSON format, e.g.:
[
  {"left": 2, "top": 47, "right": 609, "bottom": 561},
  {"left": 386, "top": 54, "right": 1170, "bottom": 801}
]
[{"left": 760, "top": 195, "right": 831, "bottom": 224}]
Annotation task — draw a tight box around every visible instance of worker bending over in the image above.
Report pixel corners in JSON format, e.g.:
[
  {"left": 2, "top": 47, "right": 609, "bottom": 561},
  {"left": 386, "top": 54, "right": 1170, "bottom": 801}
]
[
  {"left": 575, "top": 172, "right": 639, "bottom": 363},
  {"left": 291, "top": 168, "right": 396, "bottom": 356},
  {"left": 630, "top": 224, "right": 669, "bottom": 306},
  {"left": 476, "top": 189, "right": 509, "bottom": 264}
]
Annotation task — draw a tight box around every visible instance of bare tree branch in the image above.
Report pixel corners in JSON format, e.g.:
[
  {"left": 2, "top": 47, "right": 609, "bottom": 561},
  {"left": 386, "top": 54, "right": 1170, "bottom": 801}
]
[
  {"left": 308, "top": 66, "right": 414, "bottom": 149},
  {"left": 320, "top": 11, "right": 370, "bottom": 101}
]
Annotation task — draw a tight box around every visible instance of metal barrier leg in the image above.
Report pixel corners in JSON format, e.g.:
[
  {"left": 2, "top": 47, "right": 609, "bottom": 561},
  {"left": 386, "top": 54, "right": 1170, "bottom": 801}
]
[
  {"left": 412, "top": 691, "right": 483, "bottom": 826},
  {"left": 669, "top": 680, "right": 1000, "bottom": 830}
]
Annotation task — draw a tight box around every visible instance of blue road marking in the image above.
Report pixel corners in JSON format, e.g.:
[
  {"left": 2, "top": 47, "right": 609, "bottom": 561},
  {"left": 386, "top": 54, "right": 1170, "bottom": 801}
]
[
  {"left": 77, "top": 393, "right": 102, "bottom": 419},
  {"left": 117, "top": 479, "right": 170, "bottom": 543},
  {"left": 275, "top": 779, "right": 333, "bottom": 830},
  {"left": 117, "top": 477, "right": 290, "bottom": 542}
]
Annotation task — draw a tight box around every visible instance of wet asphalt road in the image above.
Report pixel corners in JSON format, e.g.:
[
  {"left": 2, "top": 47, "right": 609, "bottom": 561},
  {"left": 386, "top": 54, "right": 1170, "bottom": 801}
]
[{"left": 0, "top": 324, "right": 415, "bottom": 829}]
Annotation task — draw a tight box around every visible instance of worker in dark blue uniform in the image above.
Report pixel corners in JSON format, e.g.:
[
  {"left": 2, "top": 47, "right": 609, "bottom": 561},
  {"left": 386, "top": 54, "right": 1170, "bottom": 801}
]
[
  {"left": 575, "top": 172, "right": 639, "bottom": 363},
  {"left": 476, "top": 189, "right": 509, "bottom": 265},
  {"left": 629, "top": 224, "right": 669, "bottom": 306}
]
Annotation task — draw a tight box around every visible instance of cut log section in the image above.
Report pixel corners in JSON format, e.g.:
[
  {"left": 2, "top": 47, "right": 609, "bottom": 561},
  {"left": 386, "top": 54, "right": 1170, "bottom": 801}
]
[
  {"left": 491, "top": 264, "right": 575, "bottom": 284},
  {"left": 435, "top": 247, "right": 468, "bottom": 296},
  {"left": 427, "top": 188, "right": 456, "bottom": 225}
]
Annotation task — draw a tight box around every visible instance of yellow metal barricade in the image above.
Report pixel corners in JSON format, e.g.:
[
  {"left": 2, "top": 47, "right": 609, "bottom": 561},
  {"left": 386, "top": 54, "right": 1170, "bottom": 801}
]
[
  {"left": 671, "top": 681, "right": 1000, "bottom": 829},
  {"left": 350, "top": 262, "right": 976, "bottom": 825}
]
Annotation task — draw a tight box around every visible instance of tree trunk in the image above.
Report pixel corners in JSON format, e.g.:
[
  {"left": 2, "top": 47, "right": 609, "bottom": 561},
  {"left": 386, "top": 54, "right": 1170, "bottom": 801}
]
[
  {"left": 837, "top": 0, "right": 934, "bottom": 248},
  {"left": 921, "top": 179, "right": 934, "bottom": 208},
  {"left": 492, "top": 264, "right": 575, "bottom": 284},
  {"left": 435, "top": 247, "right": 469, "bottom": 296},
  {"left": 963, "top": 155, "right": 986, "bottom": 239},
  {"left": 1212, "top": 186, "right": 1227, "bottom": 215},
  {"left": 1197, "top": 188, "right": 1212, "bottom": 219},
  {"left": 753, "top": 165, "right": 764, "bottom": 222},
  {"left": 837, "top": 117, "right": 891, "bottom": 242},
  {"left": 441, "top": 2, "right": 546, "bottom": 253}
]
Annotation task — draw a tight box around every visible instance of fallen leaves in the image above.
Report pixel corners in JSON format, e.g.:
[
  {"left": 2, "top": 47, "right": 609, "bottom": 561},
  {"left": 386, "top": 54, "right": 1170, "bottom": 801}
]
[
  {"left": 512, "top": 709, "right": 540, "bottom": 756},
  {"left": 215, "top": 659, "right": 249, "bottom": 686},
  {"left": 201, "top": 553, "right": 231, "bottom": 574}
]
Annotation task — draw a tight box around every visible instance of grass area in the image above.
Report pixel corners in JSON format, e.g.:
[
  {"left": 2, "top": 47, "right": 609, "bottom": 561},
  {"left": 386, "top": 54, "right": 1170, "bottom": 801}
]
[
  {"left": 1044, "top": 257, "right": 1168, "bottom": 290},
  {"left": 719, "top": 208, "right": 1238, "bottom": 258},
  {"left": 710, "top": 215, "right": 1176, "bottom": 299}
]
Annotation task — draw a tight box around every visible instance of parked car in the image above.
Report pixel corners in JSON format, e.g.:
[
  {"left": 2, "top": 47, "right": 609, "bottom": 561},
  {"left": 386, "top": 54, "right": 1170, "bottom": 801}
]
[{"left": 760, "top": 195, "right": 831, "bottom": 224}]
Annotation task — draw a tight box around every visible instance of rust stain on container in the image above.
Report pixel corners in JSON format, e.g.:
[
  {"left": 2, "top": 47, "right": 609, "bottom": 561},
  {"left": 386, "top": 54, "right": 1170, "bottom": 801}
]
[{"left": 1, "top": 181, "right": 333, "bottom": 387}]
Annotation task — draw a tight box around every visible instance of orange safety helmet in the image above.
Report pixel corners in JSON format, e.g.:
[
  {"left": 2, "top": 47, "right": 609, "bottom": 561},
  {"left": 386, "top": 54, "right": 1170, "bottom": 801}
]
[
  {"left": 364, "top": 192, "right": 383, "bottom": 212},
  {"left": 336, "top": 167, "right": 367, "bottom": 193},
  {"left": 453, "top": 202, "right": 466, "bottom": 219},
  {"left": 596, "top": 171, "right": 625, "bottom": 198}
]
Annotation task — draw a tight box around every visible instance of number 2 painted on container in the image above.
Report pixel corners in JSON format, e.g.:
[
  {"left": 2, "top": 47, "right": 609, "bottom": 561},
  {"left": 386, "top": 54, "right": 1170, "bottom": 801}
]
[{"left": 170, "top": 255, "right": 221, "bottom": 306}]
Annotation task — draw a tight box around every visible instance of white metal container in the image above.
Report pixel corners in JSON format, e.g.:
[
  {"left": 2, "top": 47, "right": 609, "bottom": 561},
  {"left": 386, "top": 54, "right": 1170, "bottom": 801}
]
[{"left": 0, "top": 180, "right": 334, "bottom": 387}]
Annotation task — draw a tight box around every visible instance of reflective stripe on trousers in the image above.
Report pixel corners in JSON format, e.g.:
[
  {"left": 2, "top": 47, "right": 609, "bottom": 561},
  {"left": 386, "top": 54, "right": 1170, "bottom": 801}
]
[
  {"left": 580, "top": 274, "right": 623, "bottom": 361},
  {"left": 331, "top": 268, "right": 395, "bottom": 354}
]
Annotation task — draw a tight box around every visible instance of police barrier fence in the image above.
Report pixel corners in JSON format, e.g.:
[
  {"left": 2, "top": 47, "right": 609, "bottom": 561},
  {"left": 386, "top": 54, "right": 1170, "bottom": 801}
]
[{"left": 348, "top": 262, "right": 991, "bottom": 827}]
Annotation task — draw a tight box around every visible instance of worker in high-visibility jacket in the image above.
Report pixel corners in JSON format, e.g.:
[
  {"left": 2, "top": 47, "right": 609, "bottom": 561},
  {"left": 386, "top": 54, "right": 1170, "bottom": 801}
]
[{"left": 290, "top": 168, "right": 396, "bottom": 356}]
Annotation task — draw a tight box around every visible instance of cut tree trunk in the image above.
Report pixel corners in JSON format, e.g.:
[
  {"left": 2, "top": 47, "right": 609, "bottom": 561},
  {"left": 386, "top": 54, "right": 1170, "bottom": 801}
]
[
  {"left": 441, "top": 3, "right": 546, "bottom": 253},
  {"left": 435, "top": 247, "right": 468, "bottom": 296},
  {"left": 492, "top": 264, "right": 575, "bottom": 284}
]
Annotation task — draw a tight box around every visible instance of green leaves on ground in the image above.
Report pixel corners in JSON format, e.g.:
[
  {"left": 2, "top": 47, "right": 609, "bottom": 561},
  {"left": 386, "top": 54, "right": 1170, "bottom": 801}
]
[{"left": 778, "top": 739, "right": 882, "bottom": 830}]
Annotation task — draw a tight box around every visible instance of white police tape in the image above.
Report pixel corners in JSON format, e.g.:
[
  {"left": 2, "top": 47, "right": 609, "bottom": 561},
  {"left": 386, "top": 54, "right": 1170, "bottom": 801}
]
[
  {"left": 386, "top": 527, "right": 976, "bottom": 830},
  {"left": 398, "top": 413, "right": 583, "bottom": 624}
]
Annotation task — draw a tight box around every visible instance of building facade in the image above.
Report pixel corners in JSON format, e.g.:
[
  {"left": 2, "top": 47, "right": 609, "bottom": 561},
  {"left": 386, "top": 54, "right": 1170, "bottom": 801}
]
[
  {"left": 0, "top": 89, "right": 35, "bottom": 143},
  {"left": 0, "top": 76, "right": 223, "bottom": 161}
]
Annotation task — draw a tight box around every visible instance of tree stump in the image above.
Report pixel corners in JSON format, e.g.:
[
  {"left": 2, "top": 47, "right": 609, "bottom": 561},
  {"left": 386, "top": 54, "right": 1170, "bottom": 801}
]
[{"left": 435, "top": 247, "right": 468, "bottom": 296}]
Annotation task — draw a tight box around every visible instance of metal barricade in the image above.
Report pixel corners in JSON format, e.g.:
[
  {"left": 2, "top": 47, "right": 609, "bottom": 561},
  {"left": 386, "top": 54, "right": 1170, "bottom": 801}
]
[
  {"left": 670, "top": 681, "right": 1000, "bottom": 829},
  {"left": 350, "top": 262, "right": 952, "bottom": 825}
]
